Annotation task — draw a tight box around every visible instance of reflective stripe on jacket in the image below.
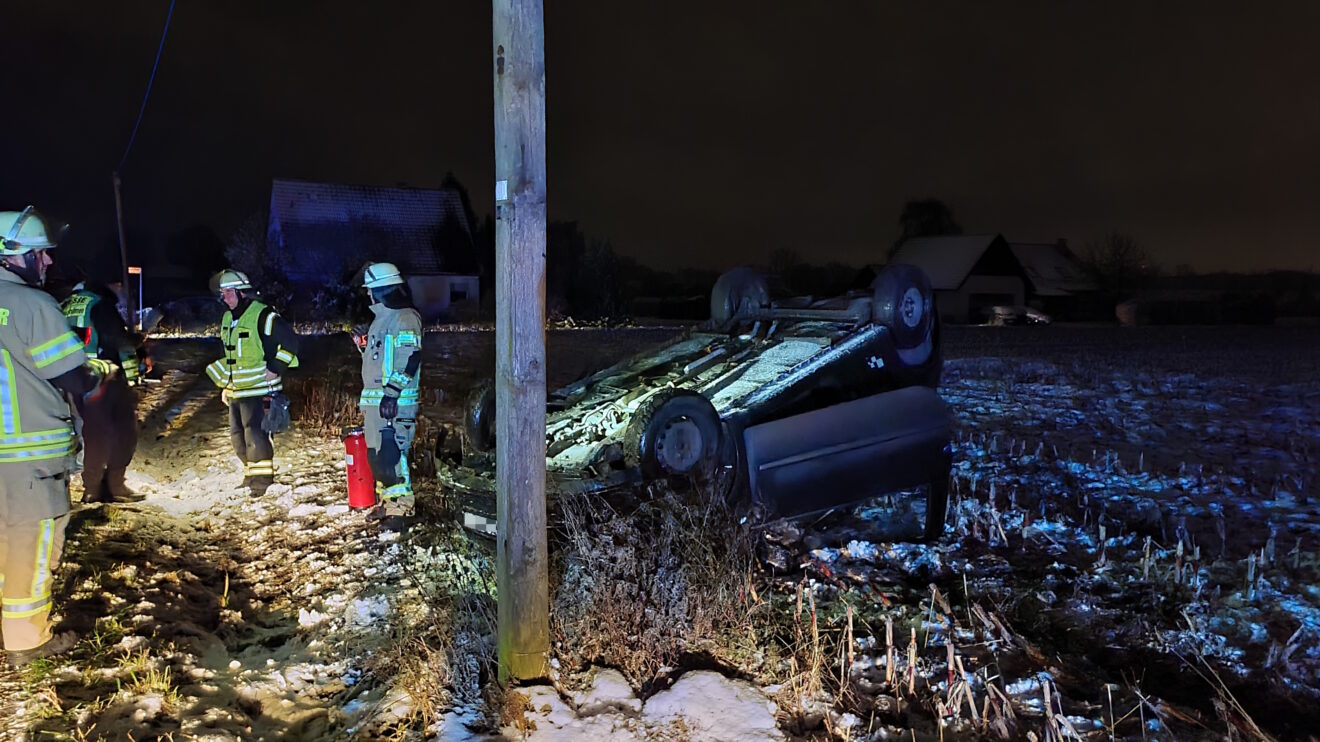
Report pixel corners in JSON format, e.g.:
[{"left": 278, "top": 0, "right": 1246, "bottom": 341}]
[
  {"left": 0, "top": 270, "right": 86, "bottom": 466},
  {"left": 60, "top": 289, "right": 140, "bottom": 383},
  {"left": 205, "top": 300, "right": 298, "bottom": 399},
  {"left": 359, "top": 304, "right": 422, "bottom": 409}
]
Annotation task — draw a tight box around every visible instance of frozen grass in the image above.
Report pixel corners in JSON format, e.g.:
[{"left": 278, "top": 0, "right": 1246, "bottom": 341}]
[
  {"left": 551, "top": 484, "right": 759, "bottom": 684},
  {"left": 358, "top": 533, "right": 497, "bottom": 739},
  {"left": 283, "top": 372, "right": 360, "bottom": 435}
]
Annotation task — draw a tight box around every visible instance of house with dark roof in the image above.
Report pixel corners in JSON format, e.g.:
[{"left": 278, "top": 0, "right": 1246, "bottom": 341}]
[
  {"left": 888, "top": 234, "right": 1096, "bottom": 323},
  {"left": 266, "top": 178, "right": 480, "bottom": 320}
]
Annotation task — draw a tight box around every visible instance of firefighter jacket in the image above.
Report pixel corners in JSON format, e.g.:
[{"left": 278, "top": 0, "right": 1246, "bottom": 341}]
[
  {"left": 0, "top": 269, "right": 88, "bottom": 520},
  {"left": 359, "top": 302, "right": 422, "bottom": 412},
  {"left": 205, "top": 299, "right": 300, "bottom": 399},
  {"left": 61, "top": 287, "right": 142, "bottom": 384}
]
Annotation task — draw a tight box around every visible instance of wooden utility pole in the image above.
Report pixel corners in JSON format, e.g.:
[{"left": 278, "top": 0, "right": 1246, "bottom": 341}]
[
  {"left": 493, "top": 0, "right": 550, "bottom": 683},
  {"left": 112, "top": 172, "right": 134, "bottom": 324}
]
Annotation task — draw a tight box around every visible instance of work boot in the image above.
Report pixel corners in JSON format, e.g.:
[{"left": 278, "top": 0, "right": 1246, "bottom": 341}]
[
  {"left": 5, "top": 632, "right": 77, "bottom": 670},
  {"left": 376, "top": 495, "right": 415, "bottom": 534},
  {"left": 245, "top": 475, "right": 274, "bottom": 495},
  {"left": 81, "top": 479, "right": 110, "bottom": 504},
  {"left": 105, "top": 468, "right": 145, "bottom": 503}
]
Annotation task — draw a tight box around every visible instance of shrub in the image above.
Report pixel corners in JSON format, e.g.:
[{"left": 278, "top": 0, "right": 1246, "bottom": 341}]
[{"left": 283, "top": 374, "right": 358, "bottom": 435}]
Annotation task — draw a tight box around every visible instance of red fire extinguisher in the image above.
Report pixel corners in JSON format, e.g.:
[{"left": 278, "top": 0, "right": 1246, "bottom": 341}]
[{"left": 342, "top": 426, "right": 377, "bottom": 509}]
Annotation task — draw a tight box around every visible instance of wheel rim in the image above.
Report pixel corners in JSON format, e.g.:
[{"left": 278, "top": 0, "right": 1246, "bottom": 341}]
[
  {"left": 655, "top": 417, "right": 705, "bottom": 474},
  {"left": 899, "top": 286, "right": 925, "bottom": 329}
]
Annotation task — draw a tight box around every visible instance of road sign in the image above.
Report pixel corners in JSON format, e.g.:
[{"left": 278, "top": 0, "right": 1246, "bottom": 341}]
[{"left": 128, "top": 266, "right": 142, "bottom": 275}]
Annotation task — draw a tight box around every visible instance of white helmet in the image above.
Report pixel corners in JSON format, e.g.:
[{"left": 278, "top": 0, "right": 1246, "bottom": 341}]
[
  {"left": 363, "top": 262, "right": 404, "bottom": 289},
  {"left": 0, "top": 206, "right": 64, "bottom": 256},
  {"left": 213, "top": 269, "right": 252, "bottom": 291}
]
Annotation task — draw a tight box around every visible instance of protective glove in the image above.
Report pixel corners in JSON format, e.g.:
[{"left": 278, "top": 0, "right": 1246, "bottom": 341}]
[
  {"left": 82, "top": 358, "right": 116, "bottom": 402},
  {"left": 351, "top": 325, "right": 369, "bottom": 352},
  {"left": 379, "top": 394, "right": 398, "bottom": 421},
  {"left": 261, "top": 392, "right": 291, "bottom": 434},
  {"left": 86, "top": 357, "right": 117, "bottom": 380}
]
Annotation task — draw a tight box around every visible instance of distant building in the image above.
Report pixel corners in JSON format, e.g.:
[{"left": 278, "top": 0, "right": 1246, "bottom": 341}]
[
  {"left": 266, "top": 178, "right": 480, "bottom": 320},
  {"left": 887, "top": 235, "right": 1096, "bottom": 323}
]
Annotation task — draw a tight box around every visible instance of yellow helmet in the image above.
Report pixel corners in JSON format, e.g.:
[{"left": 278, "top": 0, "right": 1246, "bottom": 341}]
[
  {"left": 0, "top": 206, "right": 65, "bottom": 256},
  {"left": 363, "top": 262, "right": 404, "bottom": 289}
]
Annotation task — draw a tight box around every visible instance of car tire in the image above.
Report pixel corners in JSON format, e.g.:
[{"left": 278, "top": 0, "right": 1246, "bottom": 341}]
[
  {"left": 924, "top": 475, "right": 949, "bottom": 541},
  {"left": 710, "top": 267, "right": 770, "bottom": 324},
  {"left": 872, "top": 264, "right": 936, "bottom": 366},
  {"left": 464, "top": 380, "right": 496, "bottom": 453},
  {"left": 625, "top": 389, "right": 723, "bottom": 481}
]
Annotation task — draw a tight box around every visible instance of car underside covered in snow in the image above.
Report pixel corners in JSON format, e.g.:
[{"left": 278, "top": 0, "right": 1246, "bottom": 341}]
[{"left": 449, "top": 264, "right": 953, "bottom": 540}]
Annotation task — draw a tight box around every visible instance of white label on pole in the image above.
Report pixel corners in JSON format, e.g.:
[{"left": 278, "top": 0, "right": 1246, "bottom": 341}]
[
  {"left": 128, "top": 266, "right": 142, "bottom": 275},
  {"left": 495, "top": 180, "right": 508, "bottom": 202}
]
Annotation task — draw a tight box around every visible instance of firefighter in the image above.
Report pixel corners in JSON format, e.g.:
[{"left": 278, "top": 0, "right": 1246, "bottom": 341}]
[
  {"left": 357, "top": 262, "right": 422, "bottom": 532},
  {"left": 204, "top": 269, "right": 299, "bottom": 494},
  {"left": 0, "top": 207, "right": 112, "bottom": 666},
  {"left": 61, "top": 280, "right": 149, "bottom": 503}
]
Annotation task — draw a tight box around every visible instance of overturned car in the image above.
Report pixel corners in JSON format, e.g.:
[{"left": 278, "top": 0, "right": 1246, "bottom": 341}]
[{"left": 451, "top": 264, "right": 953, "bottom": 540}]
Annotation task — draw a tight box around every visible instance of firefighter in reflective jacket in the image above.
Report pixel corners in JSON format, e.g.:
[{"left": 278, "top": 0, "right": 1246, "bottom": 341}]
[
  {"left": 0, "top": 207, "right": 112, "bottom": 666},
  {"left": 204, "top": 270, "right": 299, "bottom": 494},
  {"left": 357, "top": 262, "right": 422, "bottom": 531},
  {"left": 61, "top": 281, "right": 149, "bottom": 503}
]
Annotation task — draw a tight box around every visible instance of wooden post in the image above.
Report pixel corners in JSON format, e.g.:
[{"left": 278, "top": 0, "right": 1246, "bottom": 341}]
[
  {"left": 493, "top": 0, "right": 550, "bottom": 683},
  {"left": 112, "top": 172, "right": 134, "bottom": 325}
]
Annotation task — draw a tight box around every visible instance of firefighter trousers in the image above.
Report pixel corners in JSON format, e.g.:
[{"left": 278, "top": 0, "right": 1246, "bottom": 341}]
[
  {"left": 80, "top": 375, "right": 138, "bottom": 500},
  {"left": 1, "top": 469, "right": 70, "bottom": 652},
  {"left": 361, "top": 405, "right": 415, "bottom": 502},
  {"left": 228, "top": 397, "right": 274, "bottom": 482}
]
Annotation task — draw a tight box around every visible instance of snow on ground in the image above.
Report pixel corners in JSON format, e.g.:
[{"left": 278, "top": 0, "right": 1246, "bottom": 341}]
[
  {"left": 3, "top": 330, "right": 788, "bottom": 741},
  {"left": 748, "top": 326, "right": 1320, "bottom": 740},
  {"left": 5, "top": 325, "right": 1319, "bottom": 741},
  {"left": 492, "top": 670, "right": 782, "bottom": 741}
]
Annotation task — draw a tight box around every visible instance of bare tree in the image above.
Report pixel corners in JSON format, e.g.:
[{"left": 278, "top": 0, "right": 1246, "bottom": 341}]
[
  {"left": 891, "top": 199, "right": 962, "bottom": 258},
  {"left": 224, "top": 209, "right": 273, "bottom": 285},
  {"left": 1082, "top": 232, "right": 1158, "bottom": 295}
]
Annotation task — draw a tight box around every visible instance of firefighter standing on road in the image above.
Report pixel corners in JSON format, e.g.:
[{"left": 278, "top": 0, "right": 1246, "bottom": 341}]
[
  {"left": 356, "top": 262, "right": 422, "bottom": 532},
  {"left": 0, "top": 207, "right": 112, "bottom": 666},
  {"left": 204, "top": 269, "right": 299, "bottom": 494},
  {"left": 61, "top": 280, "right": 149, "bottom": 503}
]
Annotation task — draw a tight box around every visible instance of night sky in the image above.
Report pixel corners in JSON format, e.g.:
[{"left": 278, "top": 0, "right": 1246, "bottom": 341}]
[{"left": 4, "top": 1, "right": 1318, "bottom": 279}]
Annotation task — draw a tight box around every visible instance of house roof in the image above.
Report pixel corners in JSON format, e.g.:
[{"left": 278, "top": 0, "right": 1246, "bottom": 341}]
[
  {"left": 1009, "top": 242, "right": 1097, "bottom": 296},
  {"left": 267, "top": 178, "right": 474, "bottom": 280},
  {"left": 888, "top": 235, "right": 1003, "bottom": 290}
]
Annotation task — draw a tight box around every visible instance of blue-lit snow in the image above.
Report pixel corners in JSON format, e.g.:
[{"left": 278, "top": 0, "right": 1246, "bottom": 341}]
[{"left": 820, "top": 351, "right": 1319, "bottom": 734}]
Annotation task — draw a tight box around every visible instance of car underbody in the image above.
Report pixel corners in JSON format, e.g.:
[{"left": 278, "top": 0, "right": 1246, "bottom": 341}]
[{"left": 447, "top": 265, "right": 953, "bottom": 541}]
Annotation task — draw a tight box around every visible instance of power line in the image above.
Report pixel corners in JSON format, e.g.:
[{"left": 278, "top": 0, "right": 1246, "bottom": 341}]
[{"left": 117, "top": 0, "right": 177, "bottom": 172}]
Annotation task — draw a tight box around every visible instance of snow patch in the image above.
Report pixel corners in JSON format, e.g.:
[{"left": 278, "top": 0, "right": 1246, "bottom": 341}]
[{"left": 642, "top": 671, "right": 782, "bottom": 741}]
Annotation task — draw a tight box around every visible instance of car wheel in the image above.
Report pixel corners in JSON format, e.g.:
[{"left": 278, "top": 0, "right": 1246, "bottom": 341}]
[
  {"left": 923, "top": 475, "right": 949, "bottom": 541},
  {"left": 464, "top": 380, "right": 496, "bottom": 453},
  {"left": 710, "top": 267, "right": 770, "bottom": 324},
  {"left": 872, "top": 264, "right": 936, "bottom": 366},
  {"left": 625, "top": 389, "right": 723, "bottom": 481}
]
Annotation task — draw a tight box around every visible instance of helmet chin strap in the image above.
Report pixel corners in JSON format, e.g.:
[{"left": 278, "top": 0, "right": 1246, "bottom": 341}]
[{"left": 2, "top": 251, "right": 44, "bottom": 286}]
